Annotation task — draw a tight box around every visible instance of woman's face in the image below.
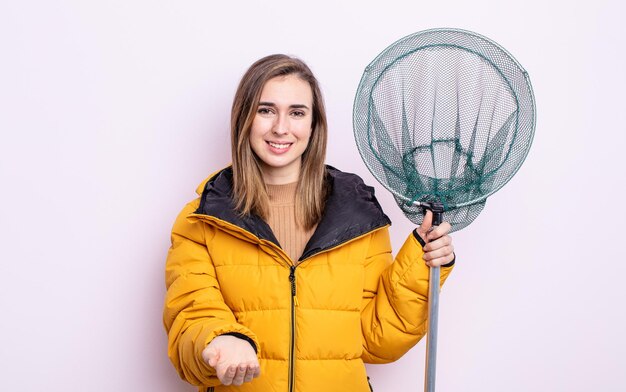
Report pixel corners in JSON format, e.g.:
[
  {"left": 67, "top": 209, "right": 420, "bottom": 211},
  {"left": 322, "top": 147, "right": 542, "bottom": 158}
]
[{"left": 249, "top": 74, "right": 313, "bottom": 184}]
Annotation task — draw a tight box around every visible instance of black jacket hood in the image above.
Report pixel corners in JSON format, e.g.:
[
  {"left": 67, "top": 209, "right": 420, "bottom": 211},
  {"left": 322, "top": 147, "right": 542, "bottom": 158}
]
[{"left": 196, "top": 166, "right": 391, "bottom": 261}]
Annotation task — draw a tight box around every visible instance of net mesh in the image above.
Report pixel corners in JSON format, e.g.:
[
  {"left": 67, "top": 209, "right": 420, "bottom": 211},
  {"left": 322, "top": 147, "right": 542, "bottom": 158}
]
[{"left": 353, "top": 28, "right": 535, "bottom": 232}]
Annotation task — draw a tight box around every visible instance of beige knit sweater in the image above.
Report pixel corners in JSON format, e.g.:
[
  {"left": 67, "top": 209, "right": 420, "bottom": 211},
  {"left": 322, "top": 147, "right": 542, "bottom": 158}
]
[{"left": 265, "top": 182, "right": 316, "bottom": 263}]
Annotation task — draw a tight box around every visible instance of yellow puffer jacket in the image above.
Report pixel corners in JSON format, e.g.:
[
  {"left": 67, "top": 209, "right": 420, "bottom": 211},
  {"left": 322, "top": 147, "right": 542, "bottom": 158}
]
[{"left": 163, "top": 166, "right": 453, "bottom": 392}]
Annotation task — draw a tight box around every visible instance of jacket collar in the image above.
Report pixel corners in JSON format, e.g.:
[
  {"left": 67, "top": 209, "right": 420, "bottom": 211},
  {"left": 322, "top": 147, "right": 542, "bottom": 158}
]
[{"left": 195, "top": 166, "right": 391, "bottom": 260}]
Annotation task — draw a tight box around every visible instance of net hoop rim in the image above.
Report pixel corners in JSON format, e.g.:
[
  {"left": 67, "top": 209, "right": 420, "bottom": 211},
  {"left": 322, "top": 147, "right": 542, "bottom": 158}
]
[{"left": 352, "top": 27, "right": 536, "bottom": 210}]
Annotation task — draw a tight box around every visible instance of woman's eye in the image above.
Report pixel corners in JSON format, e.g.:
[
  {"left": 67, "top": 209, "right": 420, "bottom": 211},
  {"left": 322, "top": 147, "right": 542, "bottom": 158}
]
[
  {"left": 257, "top": 107, "right": 273, "bottom": 115},
  {"left": 292, "top": 111, "right": 305, "bottom": 117}
]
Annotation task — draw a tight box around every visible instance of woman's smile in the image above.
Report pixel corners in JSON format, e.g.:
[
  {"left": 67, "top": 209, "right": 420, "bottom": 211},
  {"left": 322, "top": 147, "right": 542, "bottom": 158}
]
[{"left": 266, "top": 140, "right": 293, "bottom": 152}]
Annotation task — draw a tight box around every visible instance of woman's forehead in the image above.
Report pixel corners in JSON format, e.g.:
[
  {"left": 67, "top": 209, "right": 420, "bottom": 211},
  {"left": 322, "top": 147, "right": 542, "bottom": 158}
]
[{"left": 259, "top": 75, "right": 313, "bottom": 104}]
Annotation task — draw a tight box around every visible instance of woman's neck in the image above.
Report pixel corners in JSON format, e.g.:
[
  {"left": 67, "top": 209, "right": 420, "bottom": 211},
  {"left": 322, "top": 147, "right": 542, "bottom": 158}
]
[{"left": 260, "top": 165, "right": 301, "bottom": 185}]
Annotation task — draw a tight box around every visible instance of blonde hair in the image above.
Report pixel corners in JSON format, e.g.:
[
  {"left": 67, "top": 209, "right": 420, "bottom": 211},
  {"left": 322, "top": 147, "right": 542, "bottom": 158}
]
[{"left": 230, "top": 54, "right": 328, "bottom": 229}]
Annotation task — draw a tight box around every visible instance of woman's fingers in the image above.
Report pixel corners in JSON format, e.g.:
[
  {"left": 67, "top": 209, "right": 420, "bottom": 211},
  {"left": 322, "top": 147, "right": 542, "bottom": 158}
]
[
  {"left": 231, "top": 365, "right": 248, "bottom": 386},
  {"left": 219, "top": 364, "right": 238, "bottom": 385},
  {"left": 219, "top": 362, "right": 260, "bottom": 386},
  {"left": 231, "top": 363, "right": 261, "bottom": 385},
  {"left": 424, "top": 251, "right": 455, "bottom": 267},
  {"left": 252, "top": 363, "right": 261, "bottom": 378},
  {"left": 424, "top": 243, "right": 454, "bottom": 258},
  {"left": 423, "top": 233, "right": 451, "bottom": 252},
  {"left": 243, "top": 367, "right": 255, "bottom": 383},
  {"left": 243, "top": 363, "right": 260, "bottom": 383},
  {"left": 422, "top": 231, "right": 454, "bottom": 267},
  {"left": 425, "top": 221, "right": 451, "bottom": 243}
]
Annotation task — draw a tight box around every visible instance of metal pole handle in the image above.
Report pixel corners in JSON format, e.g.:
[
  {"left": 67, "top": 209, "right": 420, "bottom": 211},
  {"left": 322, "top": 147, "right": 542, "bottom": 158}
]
[
  {"left": 424, "top": 203, "right": 443, "bottom": 392},
  {"left": 424, "top": 264, "right": 440, "bottom": 392}
]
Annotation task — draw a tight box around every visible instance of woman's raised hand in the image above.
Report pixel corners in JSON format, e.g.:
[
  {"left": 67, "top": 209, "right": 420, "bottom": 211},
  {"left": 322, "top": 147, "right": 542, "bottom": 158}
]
[
  {"left": 202, "top": 335, "right": 261, "bottom": 386},
  {"left": 415, "top": 210, "right": 455, "bottom": 267}
]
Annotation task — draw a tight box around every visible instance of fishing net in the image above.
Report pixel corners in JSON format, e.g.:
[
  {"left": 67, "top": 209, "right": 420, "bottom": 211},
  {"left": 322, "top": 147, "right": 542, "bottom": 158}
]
[{"left": 353, "top": 28, "right": 536, "bottom": 232}]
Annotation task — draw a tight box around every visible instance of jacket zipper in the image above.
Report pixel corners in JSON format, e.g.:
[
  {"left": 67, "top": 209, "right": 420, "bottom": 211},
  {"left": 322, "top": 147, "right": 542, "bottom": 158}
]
[
  {"left": 191, "top": 213, "right": 387, "bottom": 392},
  {"left": 288, "top": 265, "right": 297, "bottom": 392}
]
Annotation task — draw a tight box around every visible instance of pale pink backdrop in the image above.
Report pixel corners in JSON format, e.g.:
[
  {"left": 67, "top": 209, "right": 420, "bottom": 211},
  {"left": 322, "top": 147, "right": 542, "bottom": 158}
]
[{"left": 1, "top": 1, "right": 625, "bottom": 391}]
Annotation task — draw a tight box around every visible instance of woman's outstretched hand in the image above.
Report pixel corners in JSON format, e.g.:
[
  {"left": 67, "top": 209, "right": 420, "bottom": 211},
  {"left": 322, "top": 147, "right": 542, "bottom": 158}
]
[
  {"left": 415, "top": 210, "right": 455, "bottom": 267},
  {"left": 202, "top": 335, "right": 261, "bottom": 386}
]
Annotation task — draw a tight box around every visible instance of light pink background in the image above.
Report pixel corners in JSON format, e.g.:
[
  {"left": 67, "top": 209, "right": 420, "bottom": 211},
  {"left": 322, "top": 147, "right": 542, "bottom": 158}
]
[{"left": 1, "top": 1, "right": 625, "bottom": 391}]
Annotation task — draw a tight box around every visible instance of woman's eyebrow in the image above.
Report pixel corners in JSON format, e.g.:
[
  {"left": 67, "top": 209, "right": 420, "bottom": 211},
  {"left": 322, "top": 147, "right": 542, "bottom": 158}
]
[{"left": 258, "top": 101, "right": 310, "bottom": 110}]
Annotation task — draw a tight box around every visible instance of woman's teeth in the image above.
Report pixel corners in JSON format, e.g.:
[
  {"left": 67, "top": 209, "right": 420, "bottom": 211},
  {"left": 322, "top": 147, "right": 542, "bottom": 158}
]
[{"left": 268, "top": 142, "right": 290, "bottom": 149}]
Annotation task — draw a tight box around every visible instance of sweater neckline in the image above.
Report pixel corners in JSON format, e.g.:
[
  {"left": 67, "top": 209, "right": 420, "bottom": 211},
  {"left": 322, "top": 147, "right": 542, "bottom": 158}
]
[{"left": 266, "top": 182, "right": 297, "bottom": 205}]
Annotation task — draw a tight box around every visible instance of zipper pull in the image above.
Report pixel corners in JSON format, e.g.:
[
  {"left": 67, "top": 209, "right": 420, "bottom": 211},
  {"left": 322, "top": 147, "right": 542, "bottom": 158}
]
[{"left": 289, "top": 265, "right": 298, "bottom": 306}]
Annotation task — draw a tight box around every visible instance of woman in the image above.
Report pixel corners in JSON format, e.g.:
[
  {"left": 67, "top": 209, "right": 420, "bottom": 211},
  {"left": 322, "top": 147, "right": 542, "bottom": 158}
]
[{"left": 163, "top": 54, "right": 455, "bottom": 392}]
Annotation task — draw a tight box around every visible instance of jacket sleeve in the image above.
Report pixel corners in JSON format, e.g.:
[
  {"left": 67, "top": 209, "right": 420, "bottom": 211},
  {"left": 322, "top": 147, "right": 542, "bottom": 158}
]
[
  {"left": 360, "top": 227, "right": 453, "bottom": 363},
  {"left": 163, "top": 199, "right": 260, "bottom": 386}
]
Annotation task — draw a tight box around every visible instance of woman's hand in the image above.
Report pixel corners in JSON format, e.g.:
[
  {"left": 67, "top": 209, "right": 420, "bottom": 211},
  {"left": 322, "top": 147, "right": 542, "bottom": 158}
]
[
  {"left": 415, "top": 210, "right": 455, "bottom": 267},
  {"left": 202, "top": 335, "right": 261, "bottom": 386}
]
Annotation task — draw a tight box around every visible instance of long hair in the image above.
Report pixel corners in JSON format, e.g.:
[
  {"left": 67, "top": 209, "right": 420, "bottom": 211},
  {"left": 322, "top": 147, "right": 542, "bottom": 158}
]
[{"left": 230, "top": 54, "right": 328, "bottom": 229}]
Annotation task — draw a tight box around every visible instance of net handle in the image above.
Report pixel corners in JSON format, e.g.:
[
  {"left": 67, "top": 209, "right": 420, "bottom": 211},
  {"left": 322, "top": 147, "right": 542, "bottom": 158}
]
[
  {"left": 425, "top": 264, "right": 440, "bottom": 392},
  {"left": 424, "top": 204, "right": 443, "bottom": 391}
]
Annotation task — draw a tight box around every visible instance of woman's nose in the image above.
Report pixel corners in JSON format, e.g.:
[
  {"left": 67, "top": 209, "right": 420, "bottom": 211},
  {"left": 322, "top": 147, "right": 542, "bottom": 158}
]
[{"left": 272, "top": 114, "right": 289, "bottom": 135}]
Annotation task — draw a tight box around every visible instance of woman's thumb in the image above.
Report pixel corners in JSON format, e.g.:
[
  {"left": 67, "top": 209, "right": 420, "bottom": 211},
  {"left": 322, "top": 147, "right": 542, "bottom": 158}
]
[
  {"left": 204, "top": 347, "right": 220, "bottom": 367},
  {"left": 420, "top": 209, "right": 433, "bottom": 237}
]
